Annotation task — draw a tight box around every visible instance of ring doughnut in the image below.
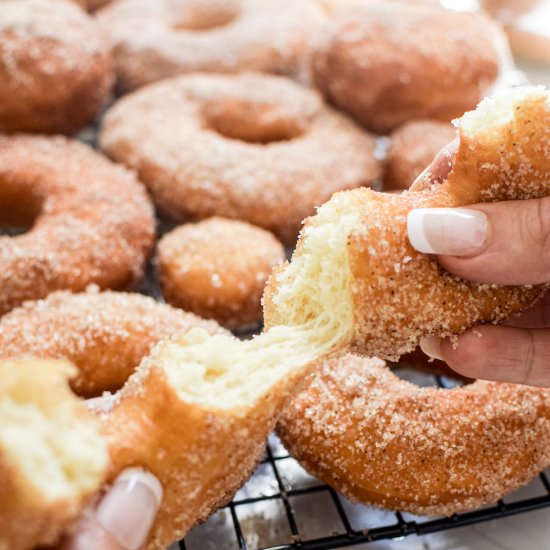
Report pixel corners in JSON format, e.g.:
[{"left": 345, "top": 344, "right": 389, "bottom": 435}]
[
  {"left": 0, "top": 289, "right": 225, "bottom": 397},
  {"left": 99, "top": 72, "right": 381, "bottom": 244},
  {"left": 157, "top": 218, "right": 285, "bottom": 330},
  {"left": 96, "top": 0, "right": 327, "bottom": 92},
  {"left": 311, "top": 1, "right": 512, "bottom": 133},
  {"left": 0, "top": 359, "right": 108, "bottom": 550},
  {"left": 0, "top": 135, "right": 155, "bottom": 316},
  {"left": 384, "top": 120, "right": 457, "bottom": 191},
  {"left": 97, "top": 88, "right": 548, "bottom": 547},
  {"left": 0, "top": 0, "right": 113, "bottom": 134},
  {"left": 277, "top": 353, "right": 550, "bottom": 515}
]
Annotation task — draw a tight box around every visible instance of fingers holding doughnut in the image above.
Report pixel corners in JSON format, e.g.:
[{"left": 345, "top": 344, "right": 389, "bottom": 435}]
[{"left": 421, "top": 325, "right": 550, "bottom": 387}]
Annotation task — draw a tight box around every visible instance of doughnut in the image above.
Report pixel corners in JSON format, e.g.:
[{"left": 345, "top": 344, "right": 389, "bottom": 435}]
[
  {"left": 277, "top": 353, "right": 550, "bottom": 515},
  {"left": 383, "top": 120, "right": 457, "bottom": 191},
  {"left": 311, "top": 1, "right": 512, "bottom": 133},
  {"left": 96, "top": 0, "right": 327, "bottom": 92},
  {"left": 157, "top": 218, "right": 285, "bottom": 330},
  {"left": 99, "top": 72, "right": 381, "bottom": 244},
  {"left": 0, "top": 289, "right": 226, "bottom": 397},
  {"left": 85, "top": 0, "right": 111, "bottom": 11},
  {"left": 0, "top": 0, "right": 113, "bottom": 134},
  {"left": 90, "top": 86, "right": 549, "bottom": 548},
  {"left": 263, "top": 86, "right": 550, "bottom": 360},
  {"left": 0, "top": 135, "right": 155, "bottom": 316},
  {"left": 0, "top": 359, "right": 108, "bottom": 550}
]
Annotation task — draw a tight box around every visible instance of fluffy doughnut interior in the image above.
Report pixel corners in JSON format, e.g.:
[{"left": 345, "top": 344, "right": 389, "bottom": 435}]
[
  {"left": 156, "top": 196, "right": 360, "bottom": 408},
  {"left": 0, "top": 360, "right": 108, "bottom": 503}
]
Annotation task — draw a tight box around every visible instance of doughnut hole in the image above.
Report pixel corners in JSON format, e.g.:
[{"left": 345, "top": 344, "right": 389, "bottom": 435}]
[
  {"left": 169, "top": 0, "right": 240, "bottom": 31},
  {"left": 0, "top": 178, "right": 43, "bottom": 234},
  {"left": 201, "top": 99, "right": 310, "bottom": 144},
  {"left": 157, "top": 218, "right": 286, "bottom": 330}
]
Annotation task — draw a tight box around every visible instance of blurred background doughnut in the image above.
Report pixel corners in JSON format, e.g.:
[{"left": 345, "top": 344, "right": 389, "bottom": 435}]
[{"left": 0, "top": 0, "right": 113, "bottom": 134}]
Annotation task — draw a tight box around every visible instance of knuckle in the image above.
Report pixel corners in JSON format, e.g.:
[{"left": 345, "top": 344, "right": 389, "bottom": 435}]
[{"left": 522, "top": 198, "right": 550, "bottom": 251}]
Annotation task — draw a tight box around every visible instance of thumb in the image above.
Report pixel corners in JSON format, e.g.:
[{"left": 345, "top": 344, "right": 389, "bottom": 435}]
[{"left": 407, "top": 196, "right": 550, "bottom": 285}]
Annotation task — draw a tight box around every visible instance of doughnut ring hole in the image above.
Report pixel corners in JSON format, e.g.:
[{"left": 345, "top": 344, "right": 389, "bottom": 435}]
[
  {"left": 0, "top": 178, "right": 43, "bottom": 235},
  {"left": 169, "top": 0, "right": 240, "bottom": 31},
  {"left": 201, "top": 99, "right": 307, "bottom": 144}
]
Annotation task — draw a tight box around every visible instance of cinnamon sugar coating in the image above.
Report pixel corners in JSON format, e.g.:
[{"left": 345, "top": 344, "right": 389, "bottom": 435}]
[
  {"left": 0, "top": 135, "right": 155, "bottom": 315},
  {"left": 96, "top": 0, "right": 327, "bottom": 92},
  {"left": 278, "top": 353, "right": 550, "bottom": 515},
  {"left": 157, "top": 218, "right": 285, "bottom": 329},
  {"left": 384, "top": 120, "right": 457, "bottom": 191},
  {"left": 0, "top": 289, "right": 226, "bottom": 397},
  {"left": 100, "top": 72, "right": 381, "bottom": 244},
  {"left": 311, "top": 1, "right": 511, "bottom": 133},
  {"left": 0, "top": 0, "right": 113, "bottom": 134}
]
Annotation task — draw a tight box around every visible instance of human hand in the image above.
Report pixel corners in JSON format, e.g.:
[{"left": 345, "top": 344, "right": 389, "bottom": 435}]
[
  {"left": 57, "top": 395, "right": 163, "bottom": 550},
  {"left": 57, "top": 467, "right": 162, "bottom": 550},
  {"left": 407, "top": 140, "right": 550, "bottom": 387}
]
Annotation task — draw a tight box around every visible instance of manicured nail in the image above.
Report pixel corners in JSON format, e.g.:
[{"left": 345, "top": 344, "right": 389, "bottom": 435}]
[
  {"left": 420, "top": 336, "right": 444, "bottom": 361},
  {"left": 96, "top": 468, "right": 163, "bottom": 550},
  {"left": 407, "top": 207, "right": 488, "bottom": 255}
]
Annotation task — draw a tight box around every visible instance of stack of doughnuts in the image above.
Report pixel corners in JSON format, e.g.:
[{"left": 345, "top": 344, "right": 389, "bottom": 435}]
[{"left": 1, "top": 0, "right": 550, "bottom": 546}]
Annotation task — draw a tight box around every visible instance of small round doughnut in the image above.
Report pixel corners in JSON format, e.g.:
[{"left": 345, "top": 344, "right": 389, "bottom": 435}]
[
  {"left": 0, "top": 135, "right": 155, "bottom": 316},
  {"left": 384, "top": 120, "right": 457, "bottom": 191},
  {"left": 96, "top": 0, "right": 327, "bottom": 92},
  {"left": 100, "top": 72, "right": 381, "bottom": 244},
  {"left": 157, "top": 218, "right": 285, "bottom": 330},
  {"left": 263, "top": 86, "right": 550, "bottom": 360},
  {"left": 0, "top": 289, "right": 225, "bottom": 397},
  {"left": 311, "top": 1, "right": 512, "bottom": 133},
  {"left": 0, "top": 359, "right": 108, "bottom": 550},
  {"left": 0, "top": 0, "right": 113, "bottom": 134},
  {"left": 277, "top": 353, "right": 550, "bottom": 515}
]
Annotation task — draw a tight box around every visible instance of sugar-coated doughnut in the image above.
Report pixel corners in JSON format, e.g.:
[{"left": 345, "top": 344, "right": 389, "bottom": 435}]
[
  {"left": 94, "top": 88, "right": 548, "bottom": 548},
  {"left": 96, "top": 0, "right": 327, "bottom": 92},
  {"left": 157, "top": 218, "right": 285, "bottom": 330},
  {"left": 278, "top": 353, "right": 550, "bottom": 515},
  {"left": 0, "top": 0, "right": 113, "bottom": 134},
  {"left": 0, "top": 289, "right": 225, "bottom": 397},
  {"left": 100, "top": 72, "right": 381, "bottom": 244},
  {"left": 0, "top": 359, "right": 108, "bottom": 550},
  {"left": 263, "top": 86, "right": 550, "bottom": 360},
  {"left": 311, "top": 1, "right": 512, "bottom": 133},
  {"left": 0, "top": 135, "right": 155, "bottom": 316},
  {"left": 85, "top": 0, "right": 111, "bottom": 11},
  {"left": 384, "top": 120, "right": 457, "bottom": 191}
]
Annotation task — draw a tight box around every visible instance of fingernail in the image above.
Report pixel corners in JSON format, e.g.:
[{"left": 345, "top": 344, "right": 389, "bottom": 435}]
[
  {"left": 420, "top": 336, "right": 444, "bottom": 361},
  {"left": 96, "top": 468, "right": 163, "bottom": 550},
  {"left": 407, "top": 208, "right": 488, "bottom": 255}
]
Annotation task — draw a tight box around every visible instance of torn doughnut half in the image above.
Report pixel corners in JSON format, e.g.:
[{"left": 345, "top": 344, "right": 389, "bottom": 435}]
[
  {"left": 264, "top": 85, "right": 550, "bottom": 360},
  {"left": 0, "top": 359, "right": 108, "bottom": 550}
]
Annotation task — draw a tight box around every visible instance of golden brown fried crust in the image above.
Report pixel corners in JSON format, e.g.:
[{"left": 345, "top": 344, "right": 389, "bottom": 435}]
[
  {"left": 0, "top": 0, "right": 113, "bottom": 134},
  {"left": 100, "top": 72, "right": 380, "bottom": 244},
  {"left": 96, "top": 0, "right": 327, "bottom": 92},
  {"left": 383, "top": 120, "right": 457, "bottom": 191},
  {"left": 278, "top": 354, "right": 550, "bottom": 516},
  {"left": 0, "top": 290, "right": 226, "bottom": 397},
  {"left": 157, "top": 218, "right": 285, "bottom": 330},
  {"left": 0, "top": 135, "right": 155, "bottom": 316},
  {"left": 98, "top": 338, "right": 315, "bottom": 550},
  {"left": 311, "top": 1, "right": 509, "bottom": 133}
]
